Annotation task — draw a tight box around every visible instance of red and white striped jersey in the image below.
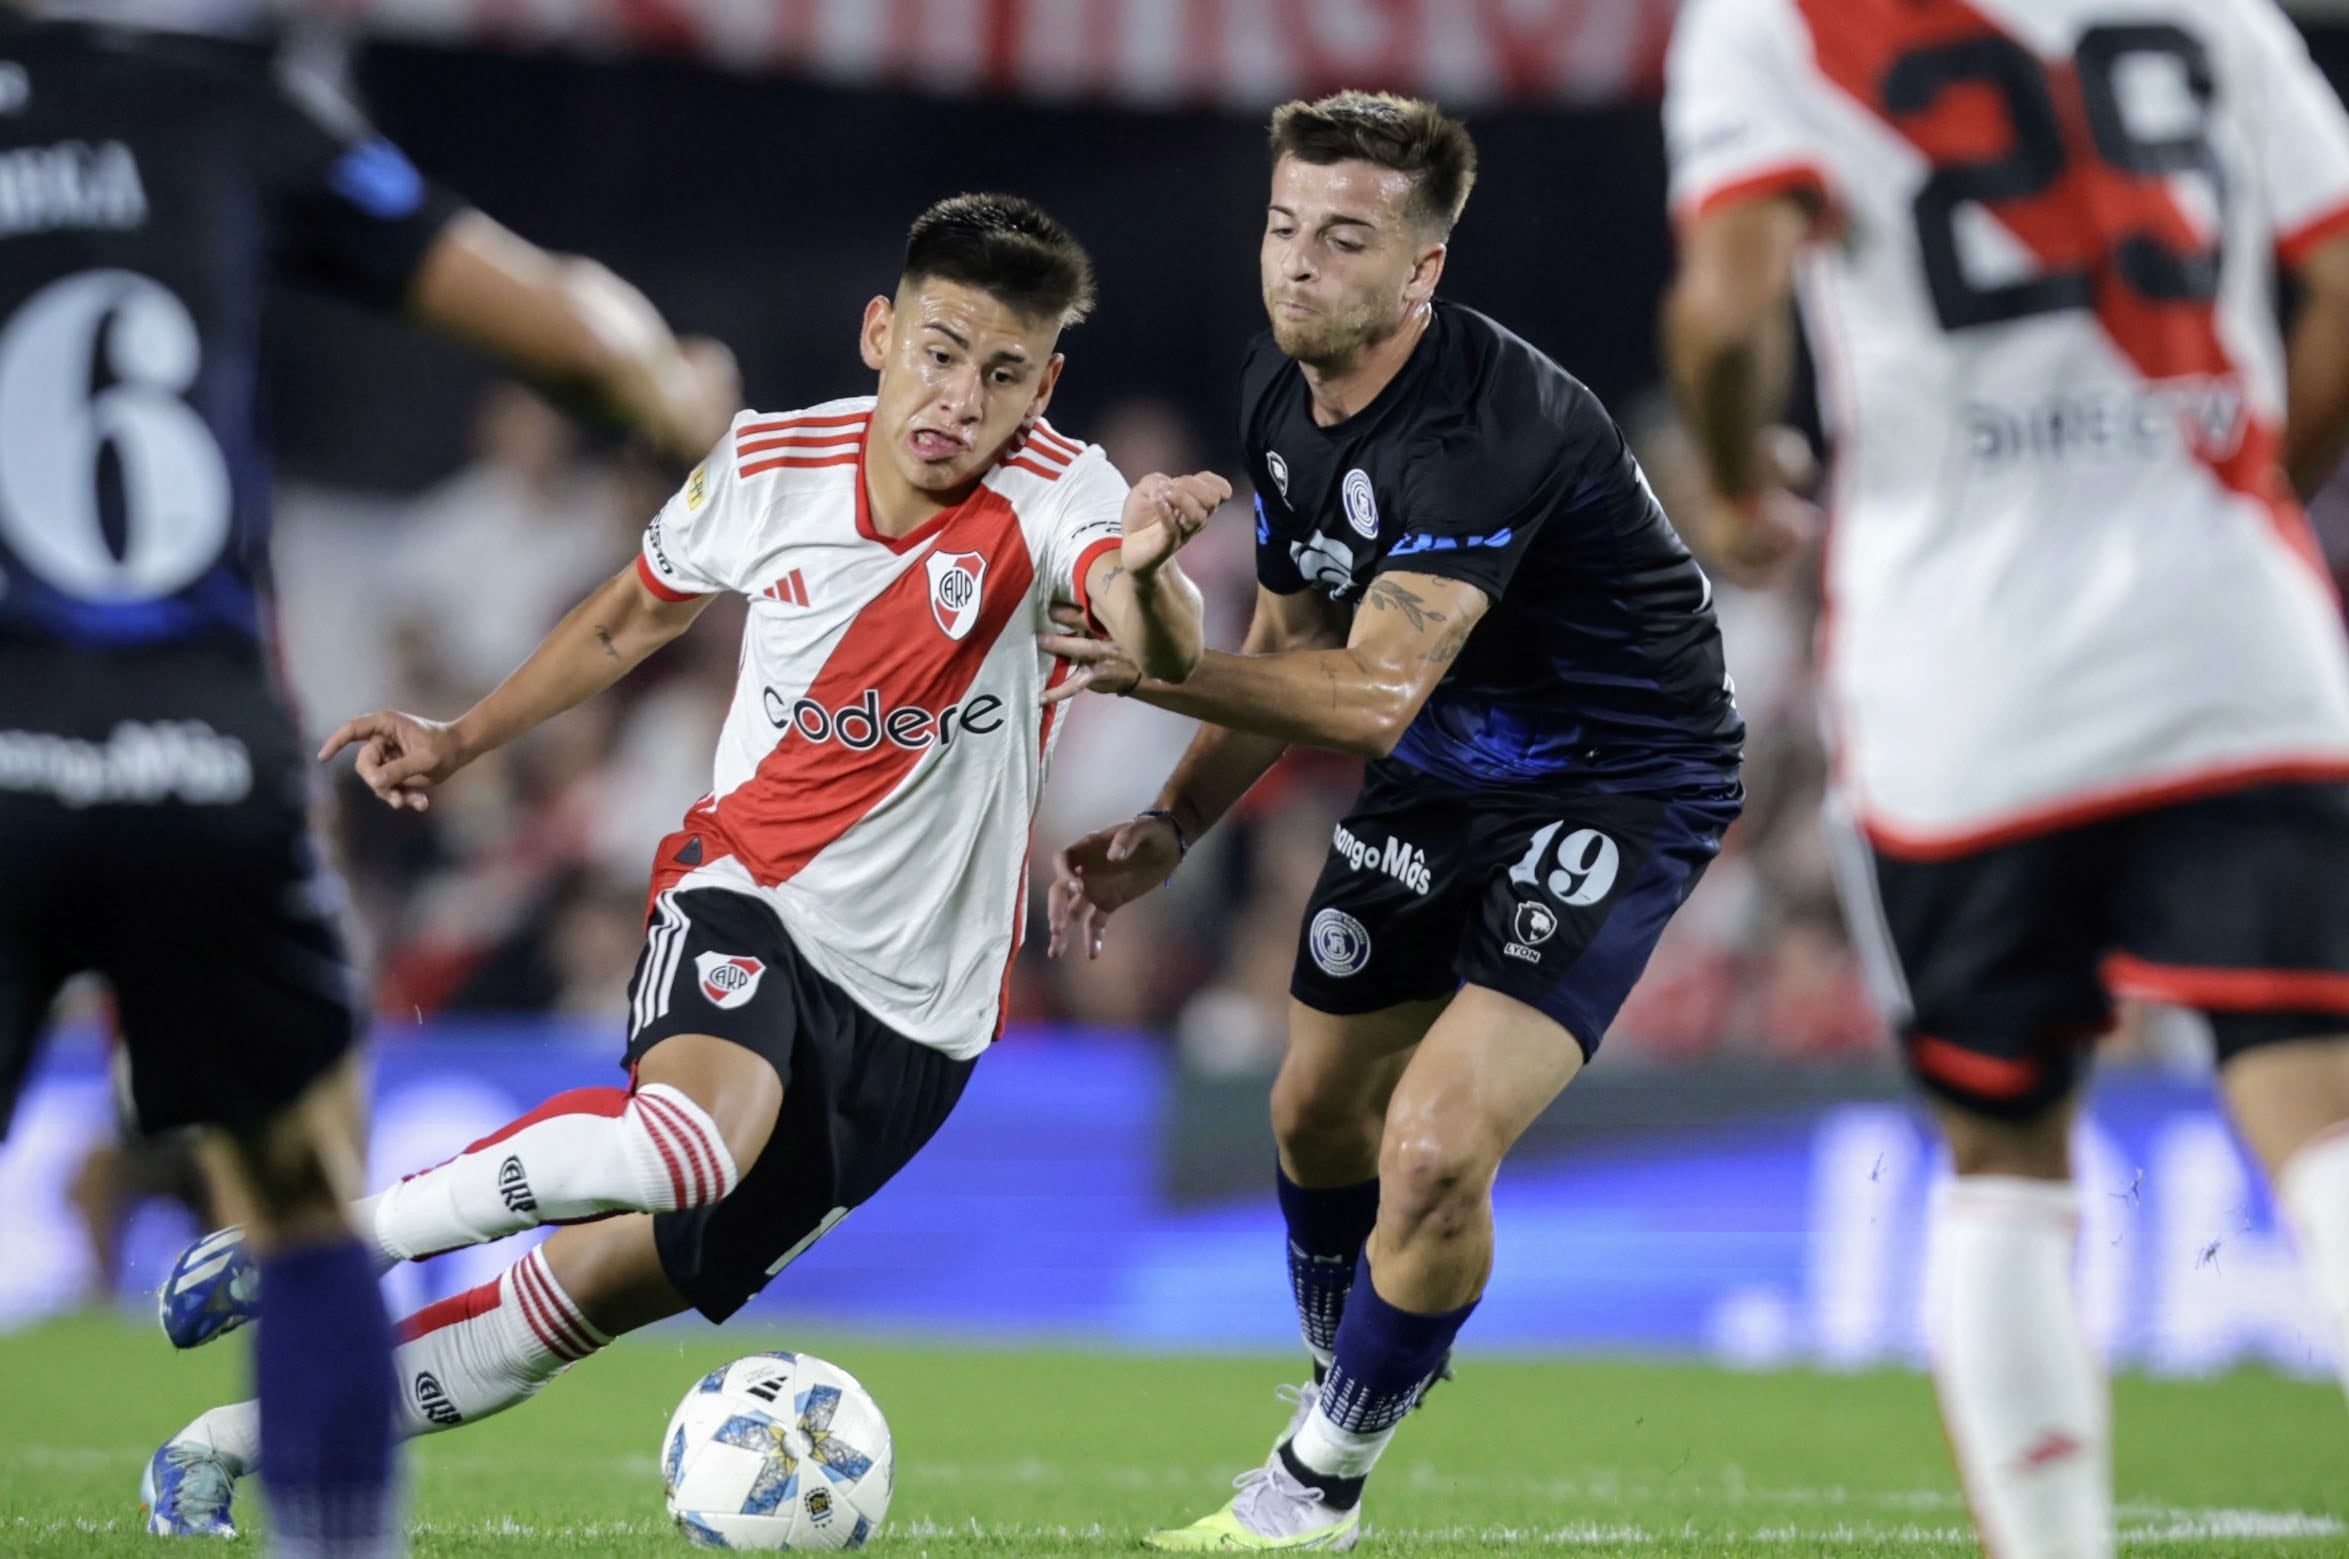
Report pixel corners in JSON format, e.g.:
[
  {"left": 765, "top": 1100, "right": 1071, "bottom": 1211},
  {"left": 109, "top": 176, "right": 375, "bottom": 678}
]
[
  {"left": 633, "top": 398, "right": 1127, "bottom": 1057},
  {"left": 1666, "top": 0, "right": 2349, "bottom": 858}
]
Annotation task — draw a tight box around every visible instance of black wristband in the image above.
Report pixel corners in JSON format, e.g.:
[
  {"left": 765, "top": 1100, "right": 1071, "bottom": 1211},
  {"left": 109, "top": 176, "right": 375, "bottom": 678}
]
[{"left": 1135, "top": 807, "right": 1190, "bottom": 859}]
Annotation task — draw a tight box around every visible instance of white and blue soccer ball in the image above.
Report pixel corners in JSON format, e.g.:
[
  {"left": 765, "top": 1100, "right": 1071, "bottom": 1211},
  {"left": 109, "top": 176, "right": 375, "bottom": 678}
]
[{"left": 662, "top": 1351, "right": 893, "bottom": 1551}]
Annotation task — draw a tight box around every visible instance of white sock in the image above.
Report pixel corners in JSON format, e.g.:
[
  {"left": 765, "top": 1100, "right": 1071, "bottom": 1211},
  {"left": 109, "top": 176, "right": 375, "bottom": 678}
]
[
  {"left": 166, "top": 1402, "right": 262, "bottom": 1476},
  {"left": 171, "top": 1247, "right": 610, "bottom": 1467},
  {"left": 2278, "top": 1125, "right": 2349, "bottom": 1404},
  {"left": 1287, "top": 1399, "right": 1394, "bottom": 1481},
  {"left": 1929, "top": 1176, "right": 2112, "bottom": 1559},
  {"left": 362, "top": 1084, "right": 736, "bottom": 1266},
  {"left": 390, "top": 1246, "right": 610, "bottom": 1437}
]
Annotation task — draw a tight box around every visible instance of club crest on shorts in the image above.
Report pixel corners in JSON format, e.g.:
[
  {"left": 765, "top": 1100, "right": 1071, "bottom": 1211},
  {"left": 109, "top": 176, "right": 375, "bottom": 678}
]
[
  {"left": 926, "top": 549, "right": 987, "bottom": 641},
  {"left": 1342, "top": 468, "right": 1380, "bottom": 538},
  {"left": 1513, "top": 901, "right": 1559, "bottom": 948},
  {"left": 694, "top": 952, "right": 766, "bottom": 1009},
  {"left": 1309, "top": 908, "right": 1371, "bottom": 978}
]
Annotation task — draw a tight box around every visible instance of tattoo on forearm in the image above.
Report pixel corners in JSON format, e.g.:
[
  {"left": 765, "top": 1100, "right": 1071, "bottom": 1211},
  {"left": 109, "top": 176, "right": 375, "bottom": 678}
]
[
  {"left": 1362, "top": 578, "right": 1446, "bottom": 632},
  {"left": 1421, "top": 619, "right": 1472, "bottom": 666},
  {"left": 593, "top": 625, "right": 620, "bottom": 660}
]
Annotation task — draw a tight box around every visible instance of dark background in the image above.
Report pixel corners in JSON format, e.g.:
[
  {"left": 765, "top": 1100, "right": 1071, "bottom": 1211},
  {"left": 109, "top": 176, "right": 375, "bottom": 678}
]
[{"left": 269, "top": 44, "right": 1675, "bottom": 488}]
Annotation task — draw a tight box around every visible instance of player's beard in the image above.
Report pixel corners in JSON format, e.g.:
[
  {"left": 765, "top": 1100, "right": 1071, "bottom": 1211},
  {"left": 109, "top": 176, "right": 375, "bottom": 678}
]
[{"left": 1267, "top": 285, "right": 1408, "bottom": 374}]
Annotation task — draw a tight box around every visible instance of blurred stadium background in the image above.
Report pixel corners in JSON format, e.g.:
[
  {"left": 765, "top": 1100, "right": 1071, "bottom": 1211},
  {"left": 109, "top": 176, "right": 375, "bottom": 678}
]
[{"left": 9, "top": 0, "right": 2349, "bottom": 1389}]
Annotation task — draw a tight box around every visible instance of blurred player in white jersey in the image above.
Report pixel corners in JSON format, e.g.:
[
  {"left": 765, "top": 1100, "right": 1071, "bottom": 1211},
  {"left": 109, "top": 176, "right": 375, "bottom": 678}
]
[
  {"left": 140, "top": 194, "right": 1229, "bottom": 1532},
  {"left": 1665, "top": 1, "right": 2349, "bottom": 1553}
]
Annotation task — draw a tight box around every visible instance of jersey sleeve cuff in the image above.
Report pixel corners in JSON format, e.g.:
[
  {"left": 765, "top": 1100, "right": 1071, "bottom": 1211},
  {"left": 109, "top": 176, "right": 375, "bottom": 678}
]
[
  {"left": 2279, "top": 197, "right": 2349, "bottom": 270},
  {"left": 635, "top": 552, "right": 705, "bottom": 603},
  {"left": 1069, "top": 534, "right": 1125, "bottom": 636},
  {"left": 1672, "top": 161, "right": 1841, "bottom": 237}
]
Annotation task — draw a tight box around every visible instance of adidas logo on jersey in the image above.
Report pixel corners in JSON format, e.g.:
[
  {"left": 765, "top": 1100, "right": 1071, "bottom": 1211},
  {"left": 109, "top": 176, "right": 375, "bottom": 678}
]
[
  {"left": 760, "top": 686, "right": 1007, "bottom": 752},
  {"left": 762, "top": 569, "right": 812, "bottom": 608}
]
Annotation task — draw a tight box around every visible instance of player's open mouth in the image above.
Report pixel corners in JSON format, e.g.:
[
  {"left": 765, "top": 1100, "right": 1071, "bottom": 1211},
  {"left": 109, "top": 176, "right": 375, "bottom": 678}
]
[{"left": 907, "top": 428, "right": 968, "bottom": 461}]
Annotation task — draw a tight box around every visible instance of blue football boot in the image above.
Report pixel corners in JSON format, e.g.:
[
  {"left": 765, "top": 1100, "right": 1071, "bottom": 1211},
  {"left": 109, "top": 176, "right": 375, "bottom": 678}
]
[
  {"left": 158, "top": 1226, "right": 260, "bottom": 1350},
  {"left": 140, "top": 1436, "right": 241, "bottom": 1538}
]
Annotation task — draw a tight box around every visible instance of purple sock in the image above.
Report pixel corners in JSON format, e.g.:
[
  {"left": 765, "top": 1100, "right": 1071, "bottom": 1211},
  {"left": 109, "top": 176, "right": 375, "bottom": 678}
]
[
  {"left": 1276, "top": 1168, "right": 1380, "bottom": 1374},
  {"left": 1282, "top": 1254, "right": 1476, "bottom": 1510},
  {"left": 256, "top": 1238, "right": 401, "bottom": 1558}
]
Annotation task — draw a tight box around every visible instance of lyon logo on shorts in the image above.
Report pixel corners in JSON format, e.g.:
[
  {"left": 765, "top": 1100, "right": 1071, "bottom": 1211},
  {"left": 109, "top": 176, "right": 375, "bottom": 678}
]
[
  {"left": 927, "top": 549, "right": 988, "bottom": 641},
  {"left": 694, "top": 952, "right": 766, "bottom": 1010}
]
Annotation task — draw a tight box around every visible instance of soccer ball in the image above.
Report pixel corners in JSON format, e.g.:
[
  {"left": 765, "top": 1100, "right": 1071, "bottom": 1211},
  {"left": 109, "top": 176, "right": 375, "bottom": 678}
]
[{"left": 661, "top": 1351, "right": 893, "bottom": 1550}]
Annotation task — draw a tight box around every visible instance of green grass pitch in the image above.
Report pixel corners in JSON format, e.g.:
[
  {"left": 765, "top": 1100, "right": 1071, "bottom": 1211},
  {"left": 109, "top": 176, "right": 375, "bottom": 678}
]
[{"left": 2, "top": 1313, "right": 2344, "bottom": 1555}]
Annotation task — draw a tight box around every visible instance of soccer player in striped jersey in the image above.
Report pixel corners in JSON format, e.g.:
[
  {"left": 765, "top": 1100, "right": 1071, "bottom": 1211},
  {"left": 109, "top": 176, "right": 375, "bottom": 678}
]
[
  {"left": 1666, "top": 1, "right": 2349, "bottom": 1552},
  {"left": 145, "top": 194, "right": 1228, "bottom": 1533}
]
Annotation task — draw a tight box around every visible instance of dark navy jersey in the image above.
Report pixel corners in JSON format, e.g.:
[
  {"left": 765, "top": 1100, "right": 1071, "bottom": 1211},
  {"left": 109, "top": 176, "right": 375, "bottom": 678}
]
[
  {"left": 0, "top": 14, "right": 458, "bottom": 655},
  {"left": 1242, "top": 302, "right": 1743, "bottom": 795}
]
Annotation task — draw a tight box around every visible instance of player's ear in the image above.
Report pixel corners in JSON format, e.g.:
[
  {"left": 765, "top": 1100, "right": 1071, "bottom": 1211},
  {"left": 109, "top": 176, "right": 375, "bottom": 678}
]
[
  {"left": 1029, "top": 353, "right": 1065, "bottom": 420},
  {"left": 859, "top": 295, "right": 894, "bottom": 372},
  {"left": 1407, "top": 242, "right": 1447, "bottom": 307}
]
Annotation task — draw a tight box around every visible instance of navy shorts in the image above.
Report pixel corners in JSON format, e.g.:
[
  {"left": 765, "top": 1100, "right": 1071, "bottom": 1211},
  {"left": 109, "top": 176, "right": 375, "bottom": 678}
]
[
  {"left": 1289, "top": 759, "right": 1742, "bottom": 1056},
  {"left": 0, "top": 645, "right": 356, "bottom": 1139},
  {"left": 1846, "top": 782, "right": 2349, "bottom": 1121}
]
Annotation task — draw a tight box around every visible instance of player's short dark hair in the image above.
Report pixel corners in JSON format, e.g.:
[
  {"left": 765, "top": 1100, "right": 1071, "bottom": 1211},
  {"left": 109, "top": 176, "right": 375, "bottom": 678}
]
[
  {"left": 1268, "top": 91, "right": 1479, "bottom": 238},
  {"left": 901, "top": 194, "right": 1096, "bottom": 330}
]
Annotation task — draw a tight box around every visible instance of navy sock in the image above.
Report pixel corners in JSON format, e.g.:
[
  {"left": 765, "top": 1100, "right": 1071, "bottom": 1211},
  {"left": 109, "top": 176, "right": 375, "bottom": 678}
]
[
  {"left": 1286, "top": 1254, "right": 1477, "bottom": 1511},
  {"left": 256, "top": 1238, "right": 401, "bottom": 1558},
  {"left": 1276, "top": 1168, "right": 1380, "bottom": 1374}
]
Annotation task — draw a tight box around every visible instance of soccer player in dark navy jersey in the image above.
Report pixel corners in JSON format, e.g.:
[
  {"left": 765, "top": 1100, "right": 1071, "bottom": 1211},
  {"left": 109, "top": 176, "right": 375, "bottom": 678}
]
[
  {"left": 1045, "top": 92, "right": 1743, "bottom": 1550},
  {"left": 0, "top": 8, "right": 735, "bottom": 1549}
]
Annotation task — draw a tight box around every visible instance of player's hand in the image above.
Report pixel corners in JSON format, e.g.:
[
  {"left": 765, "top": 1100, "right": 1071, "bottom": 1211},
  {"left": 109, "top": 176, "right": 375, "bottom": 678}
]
[
  {"left": 670, "top": 336, "right": 742, "bottom": 460},
  {"left": 1118, "top": 471, "right": 1232, "bottom": 579},
  {"left": 1047, "top": 814, "right": 1184, "bottom": 960},
  {"left": 1692, "top": 486, "right": 1816, "bottom": 585},
  {"left": 1692, "top": 426, "right": 1819, "bottom": 586},
  {"left": 1039, "top": 604, "right": 1143, "bottom": 702},
  {"left": 317, "top": 710, "right": 471, "bottom": 813}
]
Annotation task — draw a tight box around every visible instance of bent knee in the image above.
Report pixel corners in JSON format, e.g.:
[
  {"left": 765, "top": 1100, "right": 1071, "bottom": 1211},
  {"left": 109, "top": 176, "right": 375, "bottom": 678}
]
[
  {"left": 1272, "top": 1071, "right": 1383, "bottom": 1165},
  {"left": 629, "top": 1083, "right": 756, "bottom": 1208},
  {"left": 634, "top": 1034, "right": 783, "bottom": 1188},
  {"left": 1377, "top": 1127, "right": 1498, "bottom": 1242}
]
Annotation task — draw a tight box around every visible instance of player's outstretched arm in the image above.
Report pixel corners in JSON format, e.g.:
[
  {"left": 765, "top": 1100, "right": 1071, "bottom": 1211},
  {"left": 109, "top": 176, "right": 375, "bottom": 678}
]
[
  {"left": 1046, "top": 570, "right": 1484, "bottom": 757},
  {"left": 1663, "top": 193, "right": 1816, "bottom": 579},
  {"left": 2286, "top": 230, "right": 2349, "bottom": 498},
  {"left": 408, "top": 211, "right": 738, "bottom": 466},
  {"left": 1046, "top": 584, "right": 1343, "bottom": 960},
  {"left": 1081, "top": 471, "right": 1231, "bottom": 683},
  {"left": 319, "top": 560, "right": 710, "bottom": 811}
]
